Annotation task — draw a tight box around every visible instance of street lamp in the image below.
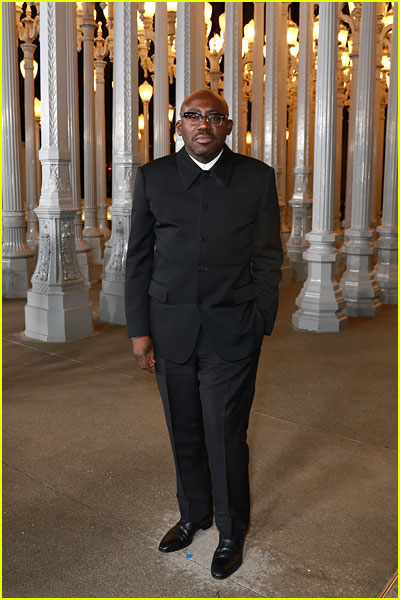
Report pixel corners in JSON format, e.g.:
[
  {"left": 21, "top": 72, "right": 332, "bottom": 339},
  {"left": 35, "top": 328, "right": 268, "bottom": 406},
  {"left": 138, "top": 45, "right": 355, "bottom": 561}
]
[
  {"left": 287, "top": 22, "right": 299, "bottom": 47},
  {"left": 204, "top": 3, "right": 212, "bottom": 38},
  {"left": 20, "top": 58, "right": 38, "bottom": 79},
  {"left": 168, "top": 105, "right": 175, "bottom": 154},
  {"left": 382, "top": 5, "right": 394, "bottom": 28},
  {"left": 206, "top": 33, "right": 224, "bottom": 92},
  {"left": 139, "top": 80, "right": 153, "bottom": 163},
  {"left": 290, "top": 42, "right": 299, "bottom": 58},
  {"left": 246, "top": 131, "right": 251, "bottom": 156},
  {"left": 313, "top": 16, "right": 319, "bottom": 43},
  {"left": 219, "top": 12, "right": 225, "bottom": 40},
  {"left": 34, "top": 97, "right": 41, "bottom": 121},
  {"left": 338, "top": 23, "right": 349, "bottom": 48},
  {"left": 138, "top": 114, "right": 145, "bottom": 164}
]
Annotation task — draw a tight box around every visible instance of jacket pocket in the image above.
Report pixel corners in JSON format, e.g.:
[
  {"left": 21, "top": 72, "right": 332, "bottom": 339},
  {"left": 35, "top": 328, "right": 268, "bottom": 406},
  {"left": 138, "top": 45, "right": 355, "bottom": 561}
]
[
  {"left": 148, "top": 279, "right": 168, "bottom": 303},
  {"left": 232, "top": 282, "right": 255, "bottom": 305}
]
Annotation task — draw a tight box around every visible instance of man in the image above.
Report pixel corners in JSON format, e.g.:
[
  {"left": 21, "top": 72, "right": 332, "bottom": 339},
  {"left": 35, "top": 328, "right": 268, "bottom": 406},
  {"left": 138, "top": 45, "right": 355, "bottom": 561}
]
[{"left": 125, "top": 90, "right": 283, "bottom": 579}]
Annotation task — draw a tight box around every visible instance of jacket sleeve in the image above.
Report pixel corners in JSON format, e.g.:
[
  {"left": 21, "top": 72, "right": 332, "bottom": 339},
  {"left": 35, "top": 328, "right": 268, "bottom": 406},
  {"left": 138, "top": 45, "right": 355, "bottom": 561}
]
[
  {"left": 251, "top": 166, "right": 283, "bottom": 335},
  {"left": 124, "top": 167, "right": 155, "bottom": 338}
]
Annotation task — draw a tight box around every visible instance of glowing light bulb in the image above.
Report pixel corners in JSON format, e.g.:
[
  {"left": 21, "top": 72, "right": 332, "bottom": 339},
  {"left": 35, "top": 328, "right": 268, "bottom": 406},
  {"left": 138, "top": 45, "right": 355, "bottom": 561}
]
[
  {"left": 219, "top": 12, "right": 225, "bottom": 34},
  {"left": 138, "top": 114, "right": 145, "bottom": 131},
  {"left": 338, "top": 25, "right": 349, "bottom": 48},
  {"left": 242, "top": 37, "right": 249, "bottom": 57},
  {"left": 341, "top": 51, "right": 350, "bottom": 68},
  {"left": 204, "top": 2, "right": 212, "bottom": 23},
  {"left": 287, "top": 23, "right": 298, "bottom": 46},
  {"left": 34, "top": 97, "right": 41, "bottom": 119},
  {"left": 143, "top": 2, "right": 155, "bottom": 18},
  {"left": 139, "top": 80, "right": 153, "bottom": 103},
  {"left": 20, "top": 59, "right": 39, "bottom": 79},
  {"left": 381, "top": 54, "right": 391, "bottom": 71},
  {"left": 209, "top": 33, "right": 223, "bottom": 54},
  {"left": 244, "top": 19, "right": 255, "bottom": 43},
  {"left": 290, "top": 43, "right": 299, "bottom": 58},
  {"left": 313, "top": 18, "right": 319, "bottom": 42}
]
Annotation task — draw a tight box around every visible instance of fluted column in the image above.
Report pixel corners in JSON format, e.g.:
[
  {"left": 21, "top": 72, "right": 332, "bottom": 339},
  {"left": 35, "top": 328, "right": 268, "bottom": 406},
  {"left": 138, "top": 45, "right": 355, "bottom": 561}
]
[
  {"left": 154, "top": 2, "right": 169, "bottom": 159},
  {"left": 278, "top": 3, "right": 288, "bottom": 232},
  {"left": 343, "top": 4, "right": 361, "bottom": 230},
  {"left": 250, "top": 2, "right": 264, "bottom": 160},
  {"left": 287, "top": 2, "right": 313, "bottom": 282},
  {"left": 34, "top": 109, "right": 41, "bottom": 196},
  {"left": 340, "top": 3, "right": 381, "bottom": 317},
  {"left": 374, "top": 3, "right": 397, "bottom": 304},
  {"left": 264, "top": 4, "right": 287, "bottom": 232},
  {"left": 293, "top": 3, "right": 347, "bottom": 332},
  {"left": 81, "top": 2, "right": 103, "bottom": 278},
  {"left": 94, "top": 55, "right": 111, "bottom": 241},
  {"left": 334, "top": 67, "right": 347, "bottom": 275},
  {"left": 66, "top": 3, "right": 92, "bottom": 287},
  {"left": 192, "top": 3, "right": 205, "bottom": 92},
  {"left": 224, "top": 2, "right": 243, "bottom": 154},
  {"left": 334, "top": 63, "right": 346, "bottom": 232},
  {"left": 2, "top": 3, "right": 35, "bottom": 298},
  {"left": 371, "top": 4, "right": 386, "bottom": 228},
  {"left": 175, "top": 2, "right": 205, "bottom": 152},
  {"left": 375, "top": 77, "right": 387, "bottom": 224},
  {"left": 286, "top": 90, "right": 297, "bottom": 204},
  {"left": 99, "top": 2, "right": 140, "bottom": 324},
  {"left": 264, "top": 3, "right": 290, "bottom": 281},
  {"left": 21, "top": 42, "right": 39, "bottom": 250},
  {"left": 25, "top": 2, "right": 92, "bottom": 341},
  {"left": 102, "top": 2, "right": 114, "bottom": 270},
  {"left": 308, "top": 61, "right": 316, "bottom": 202}
]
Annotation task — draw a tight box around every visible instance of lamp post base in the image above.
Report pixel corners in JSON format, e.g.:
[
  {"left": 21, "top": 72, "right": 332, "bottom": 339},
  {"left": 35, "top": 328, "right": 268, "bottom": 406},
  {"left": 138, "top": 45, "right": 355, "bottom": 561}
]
[
  {"left": 25, "top": 287, "right": 93, "bottom": 342},
  {"left": 2, "top": 256, "right": 36, "bottom": 299}
]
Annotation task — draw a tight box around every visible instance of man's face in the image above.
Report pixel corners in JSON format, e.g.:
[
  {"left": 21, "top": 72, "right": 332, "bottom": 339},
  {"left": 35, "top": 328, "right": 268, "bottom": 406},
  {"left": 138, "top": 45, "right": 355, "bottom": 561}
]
[{"left": 176, "top": 91, "right": 233, "bottom": 163}]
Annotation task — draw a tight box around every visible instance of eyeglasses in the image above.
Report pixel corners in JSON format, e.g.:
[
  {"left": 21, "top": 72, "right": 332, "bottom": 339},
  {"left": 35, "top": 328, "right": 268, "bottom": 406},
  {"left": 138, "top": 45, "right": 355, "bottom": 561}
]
[{"left": 180, "top": 112, "right": 229, "bottom": 127}]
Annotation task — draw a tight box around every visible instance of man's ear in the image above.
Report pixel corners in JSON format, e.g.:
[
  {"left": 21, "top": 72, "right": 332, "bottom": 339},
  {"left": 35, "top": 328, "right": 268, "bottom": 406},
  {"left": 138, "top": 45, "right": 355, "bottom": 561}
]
[
  {"left": 226, "top": 120, "right": 233, "bottom": 136},
  {"left": 176, "top": 120, "right": 182, "bottom": 136}
]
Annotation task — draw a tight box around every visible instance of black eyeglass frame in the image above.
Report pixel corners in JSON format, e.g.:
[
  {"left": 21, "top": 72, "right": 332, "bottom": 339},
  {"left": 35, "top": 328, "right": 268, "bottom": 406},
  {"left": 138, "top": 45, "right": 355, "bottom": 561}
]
[{"left": 180, "top": 112, "right": 230, "bottom": 126}]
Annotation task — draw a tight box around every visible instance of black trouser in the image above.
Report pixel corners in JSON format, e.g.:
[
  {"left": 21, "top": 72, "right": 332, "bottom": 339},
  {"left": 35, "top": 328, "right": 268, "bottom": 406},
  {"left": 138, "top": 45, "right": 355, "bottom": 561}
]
[{"left": 155, "top": 327, "right": 260, "bottom": 539}]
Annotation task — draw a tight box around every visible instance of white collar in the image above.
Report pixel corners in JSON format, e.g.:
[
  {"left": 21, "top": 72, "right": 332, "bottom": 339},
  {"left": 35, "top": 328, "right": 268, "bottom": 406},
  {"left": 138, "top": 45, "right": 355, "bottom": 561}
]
[{"left": 187, "top": 149, "right": 224, "bottom": 171}]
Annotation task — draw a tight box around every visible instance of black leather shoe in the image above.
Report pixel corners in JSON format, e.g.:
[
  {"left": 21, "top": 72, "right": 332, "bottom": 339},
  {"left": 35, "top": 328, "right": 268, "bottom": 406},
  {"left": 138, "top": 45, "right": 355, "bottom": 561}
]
[
  {"left": 211, "top": 535, "right": 245, "bottom": 579},
  {"left": 158, "top": 517, "right": 213, "bottom": 553}
]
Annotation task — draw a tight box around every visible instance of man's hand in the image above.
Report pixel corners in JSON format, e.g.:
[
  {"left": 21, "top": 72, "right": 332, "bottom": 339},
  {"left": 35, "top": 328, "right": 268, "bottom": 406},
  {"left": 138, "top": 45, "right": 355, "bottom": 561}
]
[{"left": 132, "top": 336, "right": 156, "bottom": 374}]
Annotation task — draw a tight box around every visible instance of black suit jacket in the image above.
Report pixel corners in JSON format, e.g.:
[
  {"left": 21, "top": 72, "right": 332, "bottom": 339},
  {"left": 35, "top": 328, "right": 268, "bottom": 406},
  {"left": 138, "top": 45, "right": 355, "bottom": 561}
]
[{"left": 125, "top": 145, "right": 283, "bottom": 363}]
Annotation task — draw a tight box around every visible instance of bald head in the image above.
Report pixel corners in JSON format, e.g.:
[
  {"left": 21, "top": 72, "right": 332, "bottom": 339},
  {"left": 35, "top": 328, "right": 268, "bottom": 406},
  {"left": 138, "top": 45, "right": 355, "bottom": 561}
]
[
  {"left": 180, "top": 89, "right": 230, "bottom": 117},
  {"left": 176, "top": 89, "right": 233, "bottom": 163}
]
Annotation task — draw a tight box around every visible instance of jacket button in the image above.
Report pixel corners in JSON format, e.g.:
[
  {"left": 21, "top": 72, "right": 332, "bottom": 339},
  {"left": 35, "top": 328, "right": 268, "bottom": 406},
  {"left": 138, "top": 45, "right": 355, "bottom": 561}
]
[
  {"left": 197, "top": 297, "right": 203, "bottom": 304},
  {"left": 197, "top": 266, "right": 207, "bottom": 272},
  {"left": 200, "top": 234, "right": 208, "bottom": 241},
  {"left": 202, "top": 203, "right": 209, "bottom": 210}
]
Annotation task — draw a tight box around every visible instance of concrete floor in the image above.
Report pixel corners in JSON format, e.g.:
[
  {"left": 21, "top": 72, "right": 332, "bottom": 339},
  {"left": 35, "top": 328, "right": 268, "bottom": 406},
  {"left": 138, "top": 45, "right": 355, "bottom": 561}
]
[{"left": 2, "top": 282, "right": 397, "bottom": 598}]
